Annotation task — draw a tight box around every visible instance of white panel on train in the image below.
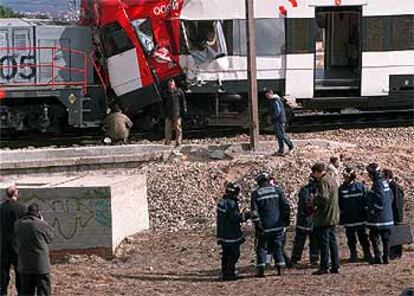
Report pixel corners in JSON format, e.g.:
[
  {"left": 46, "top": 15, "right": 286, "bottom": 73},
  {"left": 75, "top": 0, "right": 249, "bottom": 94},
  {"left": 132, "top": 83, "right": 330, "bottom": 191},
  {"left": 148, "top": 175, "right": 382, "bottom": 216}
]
[{"left": 108, "top": 48, "right": 142, "bottom": 97}]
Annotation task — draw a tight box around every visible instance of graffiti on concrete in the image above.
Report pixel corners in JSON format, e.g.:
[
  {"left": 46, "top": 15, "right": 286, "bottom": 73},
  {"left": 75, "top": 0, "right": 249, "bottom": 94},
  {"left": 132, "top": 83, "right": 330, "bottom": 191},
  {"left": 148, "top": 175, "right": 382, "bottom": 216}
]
[{"left": 23, "top": 188, "right": 111, "bottom": 241}]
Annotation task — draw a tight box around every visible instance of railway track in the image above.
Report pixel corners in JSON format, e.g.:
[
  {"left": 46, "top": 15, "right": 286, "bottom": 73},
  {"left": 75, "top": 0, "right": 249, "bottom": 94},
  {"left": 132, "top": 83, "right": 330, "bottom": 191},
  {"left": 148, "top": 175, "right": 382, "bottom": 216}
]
[{"left": 1, "top": 109, "right": 412, "bottom": 149}]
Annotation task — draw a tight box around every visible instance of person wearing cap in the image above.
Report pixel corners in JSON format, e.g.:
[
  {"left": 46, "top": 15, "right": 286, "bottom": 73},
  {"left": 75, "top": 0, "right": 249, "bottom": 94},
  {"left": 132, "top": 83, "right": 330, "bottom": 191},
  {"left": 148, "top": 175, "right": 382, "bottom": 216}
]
[
  {"left": 290, "top": 175, "right": 319, "bottom": 266},
  {"left": 311, "top": 162, "right": 340, "bottom": 275},
  {"left": 216, "top": 182, "right": 250, "bottom": 281},
  {"left": 251, "top": 172, "right": 291, "bottom": 277},
  {"left": 0, "top": 185, "right": 26, "bottom": 296},
  {"left": 13, "top": 203, "right": 55, "bottom": 296},
  {"left": 382, "top": 169, "right": 405, "bottom": 260},
  {"left": 162, "top": 79, "right": 187, "bottom": 147},
  {"left": 366, "top": 163, "right": 394, "bottom": 264},
  {"left": 339, "top": 166, "right": 372, "bottom": 262},
  {"left": 263, "top": 88, "right": 294, "bottom": 157}
]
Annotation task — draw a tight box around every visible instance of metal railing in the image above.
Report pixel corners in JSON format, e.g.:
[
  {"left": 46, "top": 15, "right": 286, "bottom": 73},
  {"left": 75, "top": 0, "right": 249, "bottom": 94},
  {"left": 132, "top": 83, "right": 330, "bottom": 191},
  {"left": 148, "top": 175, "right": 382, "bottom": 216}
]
[{"left": 0, "top": 46, "right": 88, "bottom": 93}]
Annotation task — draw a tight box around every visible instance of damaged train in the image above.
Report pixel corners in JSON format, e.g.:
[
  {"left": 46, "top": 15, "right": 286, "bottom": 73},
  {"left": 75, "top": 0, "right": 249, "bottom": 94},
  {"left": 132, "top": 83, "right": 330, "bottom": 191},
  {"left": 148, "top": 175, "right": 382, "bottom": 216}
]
[{"left": 0, "top": 0, "right": 413, "bottom": 133}]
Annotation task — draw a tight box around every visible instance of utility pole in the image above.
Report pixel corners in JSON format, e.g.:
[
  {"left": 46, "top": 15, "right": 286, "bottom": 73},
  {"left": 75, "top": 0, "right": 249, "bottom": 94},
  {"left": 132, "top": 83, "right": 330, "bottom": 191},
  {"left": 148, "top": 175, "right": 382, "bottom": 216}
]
[{"left": 245, "top": 0, "right": 260, "bottom": 150}]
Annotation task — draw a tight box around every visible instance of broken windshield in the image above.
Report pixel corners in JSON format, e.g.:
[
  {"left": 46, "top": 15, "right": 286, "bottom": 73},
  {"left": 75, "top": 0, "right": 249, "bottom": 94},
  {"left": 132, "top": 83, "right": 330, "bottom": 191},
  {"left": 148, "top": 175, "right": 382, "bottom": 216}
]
[
  {"left": 181, "top": 20, "right": 228, "bottom": 64},
  {"left": 131, "top": 19, "right": 155, "bottom": 55}
]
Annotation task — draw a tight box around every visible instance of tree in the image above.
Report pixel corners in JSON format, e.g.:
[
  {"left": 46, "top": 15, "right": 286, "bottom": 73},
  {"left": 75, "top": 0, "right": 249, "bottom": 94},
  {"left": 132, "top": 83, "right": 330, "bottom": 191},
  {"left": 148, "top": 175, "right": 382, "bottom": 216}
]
[{"left": 0, "top": 6, "right": 19, "bottom": 18}]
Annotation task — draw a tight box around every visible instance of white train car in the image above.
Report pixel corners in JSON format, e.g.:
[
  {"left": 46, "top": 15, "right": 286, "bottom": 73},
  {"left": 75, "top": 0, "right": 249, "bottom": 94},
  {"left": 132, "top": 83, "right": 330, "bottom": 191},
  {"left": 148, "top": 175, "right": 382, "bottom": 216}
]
[{"left": 177, "top": 0, "right": 413, "bottom": 112}]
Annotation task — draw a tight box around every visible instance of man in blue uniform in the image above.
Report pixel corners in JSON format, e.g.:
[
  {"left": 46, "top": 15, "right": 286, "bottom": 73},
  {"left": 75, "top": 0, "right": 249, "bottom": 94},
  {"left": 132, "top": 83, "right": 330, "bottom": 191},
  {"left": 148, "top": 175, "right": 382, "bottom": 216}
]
[
  {"left": 339, "top": 166, "right": 372, "bottom": 262},
  {"left": 365, "top": 163, "right": 394, "bottom": 264},
  {"left": 291, "top": 175, "right": 319, "bottom": 266},
  {"left": 216, "top": 182, "right": 250, "bottom": 281},
  {"left": 264, "top": 88, "right": 294, "bottom": 157},
  {"left": 251, "top": 172, "right": 291, "bottom": 277}
]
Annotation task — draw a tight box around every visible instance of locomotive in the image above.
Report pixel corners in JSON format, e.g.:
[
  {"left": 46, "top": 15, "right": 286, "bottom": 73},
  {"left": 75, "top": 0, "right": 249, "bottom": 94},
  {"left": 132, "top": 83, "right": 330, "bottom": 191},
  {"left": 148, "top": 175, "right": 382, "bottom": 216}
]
[{"left": 0, "top": 0, "right": 413, "bottom": 133}]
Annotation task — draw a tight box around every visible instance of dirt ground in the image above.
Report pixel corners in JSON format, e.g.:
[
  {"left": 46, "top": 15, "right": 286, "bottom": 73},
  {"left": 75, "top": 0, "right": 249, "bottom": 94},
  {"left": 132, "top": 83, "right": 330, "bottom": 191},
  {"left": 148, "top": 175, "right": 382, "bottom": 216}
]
[
  {"left": 6, "top": 127, "right": 414, "bottom": 296},
  {"left": 50, "top": 229, "right": 413, "bottom": 296}
]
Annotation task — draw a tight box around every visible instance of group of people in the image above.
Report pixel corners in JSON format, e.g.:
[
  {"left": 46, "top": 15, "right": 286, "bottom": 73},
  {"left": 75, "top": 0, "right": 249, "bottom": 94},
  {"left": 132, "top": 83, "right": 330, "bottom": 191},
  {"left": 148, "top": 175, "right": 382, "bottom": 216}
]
[
  {"left": 0, "top": 186, "right": 54, "bottom": 296},
  {"left": 216, "top": 160, "right": 405, "bottom": 280}
]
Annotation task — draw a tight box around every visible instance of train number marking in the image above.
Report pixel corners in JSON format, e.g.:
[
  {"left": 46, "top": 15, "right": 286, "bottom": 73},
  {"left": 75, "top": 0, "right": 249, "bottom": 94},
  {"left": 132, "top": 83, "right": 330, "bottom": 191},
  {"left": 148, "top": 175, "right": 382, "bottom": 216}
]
[{"left": 0, "top": 55, "right": 36, "bottom": 80}]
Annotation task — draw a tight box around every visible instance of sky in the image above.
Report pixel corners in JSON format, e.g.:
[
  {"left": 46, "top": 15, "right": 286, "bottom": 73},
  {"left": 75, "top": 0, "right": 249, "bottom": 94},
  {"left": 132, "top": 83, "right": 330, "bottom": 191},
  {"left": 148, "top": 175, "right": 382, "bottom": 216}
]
[{"left": 1, "top": 0, "right": 78, "bottom": 13}]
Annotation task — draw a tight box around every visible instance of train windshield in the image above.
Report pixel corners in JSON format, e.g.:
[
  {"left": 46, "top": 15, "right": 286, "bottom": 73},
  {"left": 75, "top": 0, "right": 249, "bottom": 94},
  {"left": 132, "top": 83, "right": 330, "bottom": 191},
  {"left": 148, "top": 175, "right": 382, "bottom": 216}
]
[
  {"left": 131, "top": 19, "right": 155, "bottom": 55},
  {"left": 101, "top": 22, "right": 134, "bottom": 57},
  {"left": 181, "top": 20, "right": 228, "bottom": 64}
]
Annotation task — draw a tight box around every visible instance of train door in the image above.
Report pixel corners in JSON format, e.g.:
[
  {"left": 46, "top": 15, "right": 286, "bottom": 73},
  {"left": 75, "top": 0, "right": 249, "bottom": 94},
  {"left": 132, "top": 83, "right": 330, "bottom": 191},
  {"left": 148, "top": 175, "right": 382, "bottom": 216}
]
[{"left": 314, "top": 6, "right": 362, "bottom": 97}]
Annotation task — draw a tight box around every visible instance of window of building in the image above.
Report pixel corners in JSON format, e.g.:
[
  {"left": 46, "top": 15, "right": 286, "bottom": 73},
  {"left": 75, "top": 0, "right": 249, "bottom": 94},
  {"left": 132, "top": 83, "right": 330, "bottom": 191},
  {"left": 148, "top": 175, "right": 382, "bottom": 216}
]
[
  {"left": 391, "top": 15, "right": 414, "bottom": 51},
  {"left": 285, "top": 18, "right": 314, "bottom": 54}
]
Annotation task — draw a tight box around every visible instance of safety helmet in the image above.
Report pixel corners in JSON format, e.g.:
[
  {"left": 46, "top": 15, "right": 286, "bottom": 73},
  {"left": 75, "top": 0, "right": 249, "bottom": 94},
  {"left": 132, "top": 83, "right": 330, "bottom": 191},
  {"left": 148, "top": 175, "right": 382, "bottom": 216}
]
[
  {"left": 255, "top": 171, "right": 271, "bottom": 184},
  {"left": 366, "top": 163, "right": 381, "bottom": 176},
  {"left": 343, "top": 166, "right": 356, "bottom": 181},
  {"left": 225, "top": 181, "right": 241, "bottom": 196}
]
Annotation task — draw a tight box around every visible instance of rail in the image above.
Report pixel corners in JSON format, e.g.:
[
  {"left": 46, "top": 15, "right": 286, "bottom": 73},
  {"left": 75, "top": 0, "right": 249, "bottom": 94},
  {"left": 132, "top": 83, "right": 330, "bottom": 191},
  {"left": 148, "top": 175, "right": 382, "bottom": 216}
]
[{"left": 0, "top": 46, "right": 88, "bottom": 93}]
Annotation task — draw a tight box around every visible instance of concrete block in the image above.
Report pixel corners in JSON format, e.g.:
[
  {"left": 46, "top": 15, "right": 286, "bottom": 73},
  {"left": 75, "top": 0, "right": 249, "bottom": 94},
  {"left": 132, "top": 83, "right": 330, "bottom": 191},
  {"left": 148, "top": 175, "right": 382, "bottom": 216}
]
[{"left": 0, "top": 174, "right": 149, "bottom": 258}]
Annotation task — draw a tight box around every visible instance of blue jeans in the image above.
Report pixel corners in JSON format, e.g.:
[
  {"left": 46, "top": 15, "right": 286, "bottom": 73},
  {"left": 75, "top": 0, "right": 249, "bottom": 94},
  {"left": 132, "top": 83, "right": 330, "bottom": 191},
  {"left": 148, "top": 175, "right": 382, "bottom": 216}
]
[
  {"left": 315, "top": 226, "right": 340, "bottom": 271},
  {"left": 274, "top": 122, "right": 293, "bottom": 153}
]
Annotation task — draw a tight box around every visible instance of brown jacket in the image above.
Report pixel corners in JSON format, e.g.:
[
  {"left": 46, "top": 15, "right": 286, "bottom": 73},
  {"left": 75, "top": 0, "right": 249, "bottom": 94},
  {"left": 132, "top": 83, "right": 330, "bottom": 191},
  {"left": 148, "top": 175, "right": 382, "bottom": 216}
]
[
  {"left": 103, "top": 111, "right": 133, "bottom": 143},
  {"left": 313, "top": 173, "right": 340, "bottom": 228}
]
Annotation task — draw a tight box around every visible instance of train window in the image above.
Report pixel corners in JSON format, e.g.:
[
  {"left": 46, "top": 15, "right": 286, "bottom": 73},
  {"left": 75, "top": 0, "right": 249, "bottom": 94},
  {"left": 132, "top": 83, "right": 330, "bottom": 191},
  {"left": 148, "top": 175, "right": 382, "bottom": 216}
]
[
  {"left": 101, "top": 22, "right": 134, "bottom": 57},
  {"left": 131, "top": 19, "right": 156, "bottom": 55},
  {"left": 181, "top": 20, "right": 228, "bottom": 63},
  {"left": 391, "top": 15, "right": 414, "bottom": 51},
  {"left": 285, "top": 18, "right": 314, "bottom": 54},
  {"left": 364, "top": 15, "right": 414, "bottom": 52},
  {"left": 363, "top": 17, "right": 386, "bottom": 51},
  {"left": 235, "top": 19, "right": 285, "bottom": 56}
]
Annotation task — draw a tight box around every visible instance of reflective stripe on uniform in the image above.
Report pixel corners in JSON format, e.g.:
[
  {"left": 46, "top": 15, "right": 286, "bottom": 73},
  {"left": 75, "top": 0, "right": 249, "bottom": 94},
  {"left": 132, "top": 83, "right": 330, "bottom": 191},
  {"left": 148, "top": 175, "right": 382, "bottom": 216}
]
[
  {"left": 342, "top": 193, "right": 363, "bottom": 198},
  {"left": 296, "top": 225, "right": 312, "bottom": 231},
  {"left": 374, "top": 204, "right": 383, "bottom": 210},
  {"left": 343, "top": 222, "right": 366, "bottom": 227},
  {"left": 217, "top": 236, "right": 244, "bottom": 243},
  {"left": 257, "top": 194, "right": 279, "bottom": 201},
  {"left": 264, "top": 227, "right": 284, "bottom": 233},
  {"left": 366, "top": 221, "right": 394, "bottom": 227},
  {"left": 217, "top": 206, "right": 226, "bottom": 213}
]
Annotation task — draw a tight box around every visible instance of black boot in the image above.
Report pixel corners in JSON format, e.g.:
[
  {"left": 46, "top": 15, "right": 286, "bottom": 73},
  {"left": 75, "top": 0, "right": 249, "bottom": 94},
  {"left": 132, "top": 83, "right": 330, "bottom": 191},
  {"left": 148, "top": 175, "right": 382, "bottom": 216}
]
[
  {"left": 276, "top": 266, "right": 282, "bottom": 276},
  {"left": 369, "top": 257, "right": 383, "bottom": 265},
  {"left": 349, "top": 251, "right": 358, "bottom": 263},
  {"left": 255, "top": 267, "right": 265, "bottom": 278},
  {"left": 362, "top": 245, "right": 373, "bottom": 262},
  {"left": 227, "top": 264, "right": 237, "bottom": 281},
  {"left": 382, "top": 255, "right": 390, "bottom": 265},
  {"left": 221, "top": 260, "right": 228, "bottom": 281}
]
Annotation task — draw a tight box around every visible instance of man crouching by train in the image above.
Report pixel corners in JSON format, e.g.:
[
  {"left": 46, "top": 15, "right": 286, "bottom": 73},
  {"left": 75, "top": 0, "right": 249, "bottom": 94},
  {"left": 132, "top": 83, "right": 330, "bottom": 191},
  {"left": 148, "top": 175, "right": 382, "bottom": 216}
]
[
  {"left": 216, "top": 182, "right": 251, "bottom": 281},
  {"left": 103, "top": 105, "right": 133, "bottom": 144},
  {"left": 251, "top": 172, "right": 291, "bottom": 277}
]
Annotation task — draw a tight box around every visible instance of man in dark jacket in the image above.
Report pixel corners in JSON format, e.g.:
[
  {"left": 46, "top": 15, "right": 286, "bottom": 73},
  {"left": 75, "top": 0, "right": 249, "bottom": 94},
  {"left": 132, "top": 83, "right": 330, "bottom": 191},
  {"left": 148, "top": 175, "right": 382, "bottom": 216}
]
[
  {"left": 291, "top": 175, "right": 319, "bottom": 266},
  {"left": 0, "top": 185, "right": 26, "bottom": 296},
  {"left": 251, "top": 172, "right": 291, "bottom": 277},
  {"left": 366, "top": 163, "right": 394, "bottom": 265},
  {"left": 338, "top": 166, "right": 372, "bottom": 262},
  {"left": 311, "top": 163, "right": 340, "bottom": 275},
  {"left": 382, "top": 169, "right": 405, "bottom": 260},
  {"left": 14, "top": 203, "right": 54, "bottom": 296},
  {"left": 264, "top": 88, "right": 294, "bottom": 157},
  {"left": 162, "top": 79, "right": 187, "bottom": 147},
  {"left": 216, "top": 182, "right": 250, "bottom": 281}
]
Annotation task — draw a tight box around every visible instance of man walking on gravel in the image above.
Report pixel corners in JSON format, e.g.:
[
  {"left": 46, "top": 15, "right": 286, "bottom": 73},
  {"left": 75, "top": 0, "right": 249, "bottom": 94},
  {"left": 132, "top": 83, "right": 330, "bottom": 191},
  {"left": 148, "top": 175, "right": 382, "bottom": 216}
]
[
  {"left": 311, "top": 163, "right": 340, "bottom": 275},
  {"left": 0, "top": 185, "right": 26, "bottom": 296},
  {"left": 162, "top": 79, "right": 187, "bottom": 147},
  {"left": 14, "top": 203, "right": 55, "bottom": 296},
  {"left": 264, "top": 88, "right": 294, "bottom": 156}
]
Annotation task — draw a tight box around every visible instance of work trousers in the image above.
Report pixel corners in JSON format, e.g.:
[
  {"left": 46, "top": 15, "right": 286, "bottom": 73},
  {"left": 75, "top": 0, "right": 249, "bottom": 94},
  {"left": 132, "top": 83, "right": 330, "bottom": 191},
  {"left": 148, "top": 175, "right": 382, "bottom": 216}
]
[
  {"left": 20, "top": 273, "right": 51, "bottom": 296},
  {"left": 256, "top": 232, "right": 286, "bottom": 269},
  {"left": 221, "top": 243, "right": 241, "bottom": 278},
  {"left": 0, "top": 254, "right": 21, "bottom": 296},
  {"left": 369, "top": 228, "right": 391, "bottom": 261},
  {"left": 345, "top": 226, "right": 371, "bottom": 258},
  {"left": 165, "top": 117, "right": 182, "bottom": 146},
  {"left": 274, "top": 122, "right": 293, "bottom": 153},
  {"left": 315, "top": 226, "right": 340, "bottom": 271},
  {"left": 291, "top": 228, "right": 319, "bottom": 263}
]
